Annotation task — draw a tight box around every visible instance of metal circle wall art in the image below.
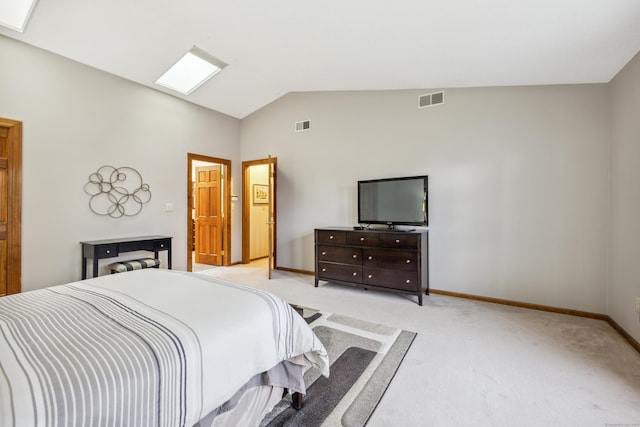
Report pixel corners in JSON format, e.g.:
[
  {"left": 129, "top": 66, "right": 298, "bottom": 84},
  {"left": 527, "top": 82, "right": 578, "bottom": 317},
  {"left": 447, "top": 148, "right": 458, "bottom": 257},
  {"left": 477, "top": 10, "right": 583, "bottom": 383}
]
[{"left": 84, "top": 166, "right": 152, "bottom": 218}]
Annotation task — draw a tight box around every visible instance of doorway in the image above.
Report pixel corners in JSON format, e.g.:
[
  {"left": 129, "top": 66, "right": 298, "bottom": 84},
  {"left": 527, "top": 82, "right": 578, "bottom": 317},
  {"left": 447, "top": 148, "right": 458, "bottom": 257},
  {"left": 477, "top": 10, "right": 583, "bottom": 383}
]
[
  {"left": 0, "top": 118, "right": 22, "bottom": 296},
  {"left": 242, "top": 158, "right": 277, "bottom": 271},
  {"left": 187, "top": 153, "right": 231, "bottom": 272}
]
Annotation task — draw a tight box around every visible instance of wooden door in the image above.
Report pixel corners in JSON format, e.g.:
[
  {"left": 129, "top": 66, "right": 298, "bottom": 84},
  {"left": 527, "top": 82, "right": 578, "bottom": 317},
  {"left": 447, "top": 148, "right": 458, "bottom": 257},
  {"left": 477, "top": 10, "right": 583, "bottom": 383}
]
[
  {"left": 194, "top": 165, "right": 223, "bottom": 265},
  {"left": 267, "top": 155, "right": 275, "bottom": 279},
  {"left": 0, "top": 118, "right": 22, "bottom": 296},
  {"left": 242, "top": 157, "right": 277, "bottom": 270}
]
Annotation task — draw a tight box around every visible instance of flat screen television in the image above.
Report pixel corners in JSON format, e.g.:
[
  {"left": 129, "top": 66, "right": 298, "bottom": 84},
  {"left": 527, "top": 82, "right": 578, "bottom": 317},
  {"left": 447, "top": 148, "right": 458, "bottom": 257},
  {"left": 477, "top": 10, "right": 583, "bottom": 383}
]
[{"left": 358, "top": 175, "right": 428, "bottom": 228}]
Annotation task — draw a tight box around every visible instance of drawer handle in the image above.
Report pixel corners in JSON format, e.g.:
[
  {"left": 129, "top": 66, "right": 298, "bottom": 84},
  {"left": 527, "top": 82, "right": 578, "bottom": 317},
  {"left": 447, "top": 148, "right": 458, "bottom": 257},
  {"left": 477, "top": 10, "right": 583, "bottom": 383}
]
[
  {"left": 368, "top": 256, "right": 373, "bottom": 260},
  {"left": 330, "top": 235, "right": 334, "bottom": 239},
  {"left": 352, "top": 272, "right": 358, "bottom": 276},
  {"left": 160, "top": 244, "right": 164, "bottom": 248},
  {"left": 352, "top": 254, "right": 358, "bottom": 259},
  {"left": 322, "top": 251, "right": 326, "bottom": 255},
  {"left": 406, "top": 260, "right": 411, "bottom": 264},
  {"left": 360, "top": 237, "right": 365, "bottom": 241},
  {"left": 322, "top": 268, "right": 326, "bottom": 272},
  {"left": 368, "top": 274, "right": 372, "bottom": 279},
  {"left": 395, "top": 239, "right": 400, "bottom": 243},
  {"left": 406, "top": 279, "right": 411, "bottom": 283},
  {"left": 106, "top": 250, "right": 111, "bottom": 254}
]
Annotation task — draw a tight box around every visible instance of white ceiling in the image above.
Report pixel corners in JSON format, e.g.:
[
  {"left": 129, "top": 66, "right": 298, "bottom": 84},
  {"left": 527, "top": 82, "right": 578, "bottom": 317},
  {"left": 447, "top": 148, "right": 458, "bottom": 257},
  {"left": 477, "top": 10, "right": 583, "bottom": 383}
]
[{"left": 2, "top": 0, "right": 640, "bottom": 119}]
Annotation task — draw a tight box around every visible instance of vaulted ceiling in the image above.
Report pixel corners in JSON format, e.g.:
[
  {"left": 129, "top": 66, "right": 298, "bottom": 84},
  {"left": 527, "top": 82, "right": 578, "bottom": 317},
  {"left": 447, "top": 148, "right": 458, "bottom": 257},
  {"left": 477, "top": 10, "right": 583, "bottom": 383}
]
[{"left": 2, "top": 0, "right": 640, "bottom": 118}]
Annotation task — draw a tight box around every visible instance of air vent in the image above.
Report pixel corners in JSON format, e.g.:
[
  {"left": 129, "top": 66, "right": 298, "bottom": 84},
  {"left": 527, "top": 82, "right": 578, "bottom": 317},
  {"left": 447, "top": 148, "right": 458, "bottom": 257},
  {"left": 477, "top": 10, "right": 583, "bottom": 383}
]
[
  {"left": 418, "top": 91, "right": 445, "bottom": 109},
  {"left": 295, "top": 120, "right": 311, "bottom": 132}
]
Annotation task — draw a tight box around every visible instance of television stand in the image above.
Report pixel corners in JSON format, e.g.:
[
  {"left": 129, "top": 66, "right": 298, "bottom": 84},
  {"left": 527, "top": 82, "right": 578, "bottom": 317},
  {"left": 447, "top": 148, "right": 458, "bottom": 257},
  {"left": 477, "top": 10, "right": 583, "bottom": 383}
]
[{"left": 315, "top": 227, "right": 429, "bottom": 305}]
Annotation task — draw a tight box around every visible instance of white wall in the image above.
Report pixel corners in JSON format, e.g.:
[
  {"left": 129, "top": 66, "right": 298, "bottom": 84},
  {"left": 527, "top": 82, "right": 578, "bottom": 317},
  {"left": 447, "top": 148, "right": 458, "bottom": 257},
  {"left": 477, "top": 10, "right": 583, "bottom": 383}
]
[
  {"left": 1, "top": 33, "right": 627, "bottom": 322},
  {"left": 241, "top": 86, "right": 610, "bottom": 313},
  {"left": 0, "top": 35, "right": 242, "bottom": 291},
  {"left": 609, "top": 51, "right": 640, "bottom": 343}
]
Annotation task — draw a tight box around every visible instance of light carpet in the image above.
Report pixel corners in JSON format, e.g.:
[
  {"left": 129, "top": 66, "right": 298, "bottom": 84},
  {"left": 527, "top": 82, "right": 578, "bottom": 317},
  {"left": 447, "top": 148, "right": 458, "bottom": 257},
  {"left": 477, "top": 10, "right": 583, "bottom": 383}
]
[{"left": 197, "top": 261, "right": 640, "bottom": 427}]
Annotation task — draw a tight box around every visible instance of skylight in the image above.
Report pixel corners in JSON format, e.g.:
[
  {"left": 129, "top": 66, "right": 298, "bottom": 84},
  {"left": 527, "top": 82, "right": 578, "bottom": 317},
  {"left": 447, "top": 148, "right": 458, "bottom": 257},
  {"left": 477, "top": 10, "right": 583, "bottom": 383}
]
[
  {"left": 0, "top": 0, "right": 38, "bottom": 32},
  {"left": 155, "top": 47, "right": 226, "bottom": 95}
]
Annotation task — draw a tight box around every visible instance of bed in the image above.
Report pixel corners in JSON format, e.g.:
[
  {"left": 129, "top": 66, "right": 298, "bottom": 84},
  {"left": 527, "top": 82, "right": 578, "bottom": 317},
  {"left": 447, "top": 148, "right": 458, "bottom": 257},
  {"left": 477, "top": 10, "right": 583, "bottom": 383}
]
[{"left": 0, "top": 269, "right": 329, "bottom": 427}]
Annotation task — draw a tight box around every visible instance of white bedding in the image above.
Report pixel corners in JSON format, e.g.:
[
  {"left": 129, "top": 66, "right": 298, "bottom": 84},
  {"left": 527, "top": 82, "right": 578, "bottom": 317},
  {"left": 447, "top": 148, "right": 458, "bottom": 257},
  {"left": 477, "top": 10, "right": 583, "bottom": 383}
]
[{"left": 0, "top": 269, "right": 329, "bottom": 427}]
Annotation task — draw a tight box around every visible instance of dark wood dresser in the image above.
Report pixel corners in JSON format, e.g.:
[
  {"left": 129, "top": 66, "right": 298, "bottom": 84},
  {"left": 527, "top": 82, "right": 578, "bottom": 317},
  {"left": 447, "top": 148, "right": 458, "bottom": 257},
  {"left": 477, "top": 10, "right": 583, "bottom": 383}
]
[{"left": 314, "top": 227, "right": 429, "bottom": 305}]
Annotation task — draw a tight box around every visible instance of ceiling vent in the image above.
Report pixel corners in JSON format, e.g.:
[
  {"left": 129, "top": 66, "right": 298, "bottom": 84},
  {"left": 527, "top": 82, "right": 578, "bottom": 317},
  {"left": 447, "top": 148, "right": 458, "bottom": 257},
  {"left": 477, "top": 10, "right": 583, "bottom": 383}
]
[
  {"left": 418, "top": 91, "right": 445, "bottom": 109},
  {"left": 295, "top": 120, "right": 311, "bottom": 132}
]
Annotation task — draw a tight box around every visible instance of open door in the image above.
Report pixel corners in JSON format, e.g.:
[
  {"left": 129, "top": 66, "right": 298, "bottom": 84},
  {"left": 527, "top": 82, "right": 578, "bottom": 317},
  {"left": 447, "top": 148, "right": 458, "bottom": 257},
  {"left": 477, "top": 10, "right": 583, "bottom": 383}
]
[
  {"left": 267, "top": 155, "right": 275, "bottom": 279},
  {"left": 187, "top": 153, "right": 231, "bottom": 272},
  {"left": 242, "top": 157, "right": 277, "bottom": 276},
  {"left": 194, "top": 165, "right": 223, "bottom": 265}
]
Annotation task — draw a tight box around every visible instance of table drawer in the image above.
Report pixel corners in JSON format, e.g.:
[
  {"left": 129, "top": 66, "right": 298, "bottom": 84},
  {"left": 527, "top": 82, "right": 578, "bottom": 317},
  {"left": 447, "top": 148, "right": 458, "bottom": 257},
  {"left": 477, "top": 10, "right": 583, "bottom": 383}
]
[
  {"left": 380, "top": 233, "right": 420, "bottom": 249},
  {"left": 96, "top": 244, "right": 119, "bottom": 258},
  {"left": 318, "top": 262, "right": 362, "bottom": 283},
  {"left": 363, "top": 250, "right": 417, "bottom": 271},
  {"left": 317, "top": 245, "right": 362, "bottom": 264},
  {"left": 363, "top": 267, "right": 419, "bottom": 291},
  {"left": 120, "top": 240, "right": 155, "bottom": 252},
  {"left": 154, "top": 239, "right": 171, "bottom": 250},
  {"left": 316, "top": 230, "right": 347, "bottom": 244}
]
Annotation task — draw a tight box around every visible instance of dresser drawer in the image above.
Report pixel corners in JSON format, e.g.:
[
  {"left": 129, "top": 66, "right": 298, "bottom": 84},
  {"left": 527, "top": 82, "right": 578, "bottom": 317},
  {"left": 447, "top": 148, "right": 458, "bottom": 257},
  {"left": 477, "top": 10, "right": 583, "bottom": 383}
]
[
  {"left": 380, "top": 233, "right": 420, "bottom": 249},
  {"left": 363, "top": 250, "right": 417, "bottom": 271},
  {"left": 318, "top": 262, "right": 362, "bottom": 283},
  {"left": 363, "top": 268, "right": 419, "bottom": 291},
  {"left": 317, "top": 245, "right": 361, "bottom": 264},
  {"left": 96, "top": 244, "right": 118, "bottom": 258},
  {"left": 316, "top": 230, "right": 347, "bottom": 244},
  {"left": 347, "top": 232, "right": 380, "bottom": 246}
]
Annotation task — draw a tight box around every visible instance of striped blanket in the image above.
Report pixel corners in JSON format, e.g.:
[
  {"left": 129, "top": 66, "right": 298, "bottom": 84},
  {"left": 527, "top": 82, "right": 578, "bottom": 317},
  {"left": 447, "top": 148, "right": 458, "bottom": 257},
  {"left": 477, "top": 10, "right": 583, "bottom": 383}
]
[{"left": 0, "top": 269, "right": 329, "bottom": 427}]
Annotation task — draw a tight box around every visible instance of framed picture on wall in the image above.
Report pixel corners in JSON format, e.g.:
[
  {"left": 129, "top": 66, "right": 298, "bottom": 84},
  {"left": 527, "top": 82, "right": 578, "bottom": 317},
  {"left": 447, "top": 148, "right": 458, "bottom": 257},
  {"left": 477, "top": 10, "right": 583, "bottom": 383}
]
[{"left": 253, "top": 184, "right": 269, "bottom": 204}]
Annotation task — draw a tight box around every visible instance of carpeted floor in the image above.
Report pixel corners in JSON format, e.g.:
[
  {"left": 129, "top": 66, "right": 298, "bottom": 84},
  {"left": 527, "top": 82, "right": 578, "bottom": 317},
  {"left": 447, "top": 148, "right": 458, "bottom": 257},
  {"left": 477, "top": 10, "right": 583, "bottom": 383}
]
[
  {"left": 198, "top": 261, "right": 640, "bottom": 427},
  {"left": 261, "top": 308, "right": 416, "bottom": 427}
]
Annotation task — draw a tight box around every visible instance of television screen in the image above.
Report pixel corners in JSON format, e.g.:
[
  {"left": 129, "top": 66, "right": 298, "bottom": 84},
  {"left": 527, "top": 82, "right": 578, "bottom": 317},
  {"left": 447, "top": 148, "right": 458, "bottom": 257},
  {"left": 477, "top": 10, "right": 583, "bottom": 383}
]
[{"left": 358, "top": 176, "right": 428, "bottom": 227}]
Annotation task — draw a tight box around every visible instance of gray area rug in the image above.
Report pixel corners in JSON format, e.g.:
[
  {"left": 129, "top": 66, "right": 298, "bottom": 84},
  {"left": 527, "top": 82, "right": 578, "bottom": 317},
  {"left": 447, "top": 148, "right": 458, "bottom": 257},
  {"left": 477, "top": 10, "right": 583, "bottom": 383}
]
[{"left": 262, "top": 308, "right": 417, "bottom": 427}]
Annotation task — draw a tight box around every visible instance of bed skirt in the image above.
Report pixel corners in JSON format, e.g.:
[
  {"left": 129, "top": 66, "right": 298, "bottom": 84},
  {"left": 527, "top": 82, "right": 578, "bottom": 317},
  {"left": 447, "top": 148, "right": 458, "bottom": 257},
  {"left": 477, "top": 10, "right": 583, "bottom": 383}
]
[{"left": 196, "top": 360, "right": 304, "bottom": 427}]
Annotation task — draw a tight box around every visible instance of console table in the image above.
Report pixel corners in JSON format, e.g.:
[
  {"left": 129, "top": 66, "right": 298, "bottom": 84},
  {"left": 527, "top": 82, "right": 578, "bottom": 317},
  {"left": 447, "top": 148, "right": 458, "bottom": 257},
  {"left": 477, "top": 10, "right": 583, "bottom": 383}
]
[
  {"left": 81, "top": 235, "right": 172, "bottom": 279},
  {"left": 315, "top": 227, "right": 428, "bottom": 305}
]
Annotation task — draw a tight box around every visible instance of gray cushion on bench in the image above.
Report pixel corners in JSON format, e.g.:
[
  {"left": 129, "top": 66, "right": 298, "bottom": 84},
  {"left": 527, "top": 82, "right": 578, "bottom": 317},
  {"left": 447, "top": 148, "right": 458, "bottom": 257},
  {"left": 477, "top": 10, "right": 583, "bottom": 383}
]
[{"left": 108, "top": 258, "right": 161, "bottom": 273}]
